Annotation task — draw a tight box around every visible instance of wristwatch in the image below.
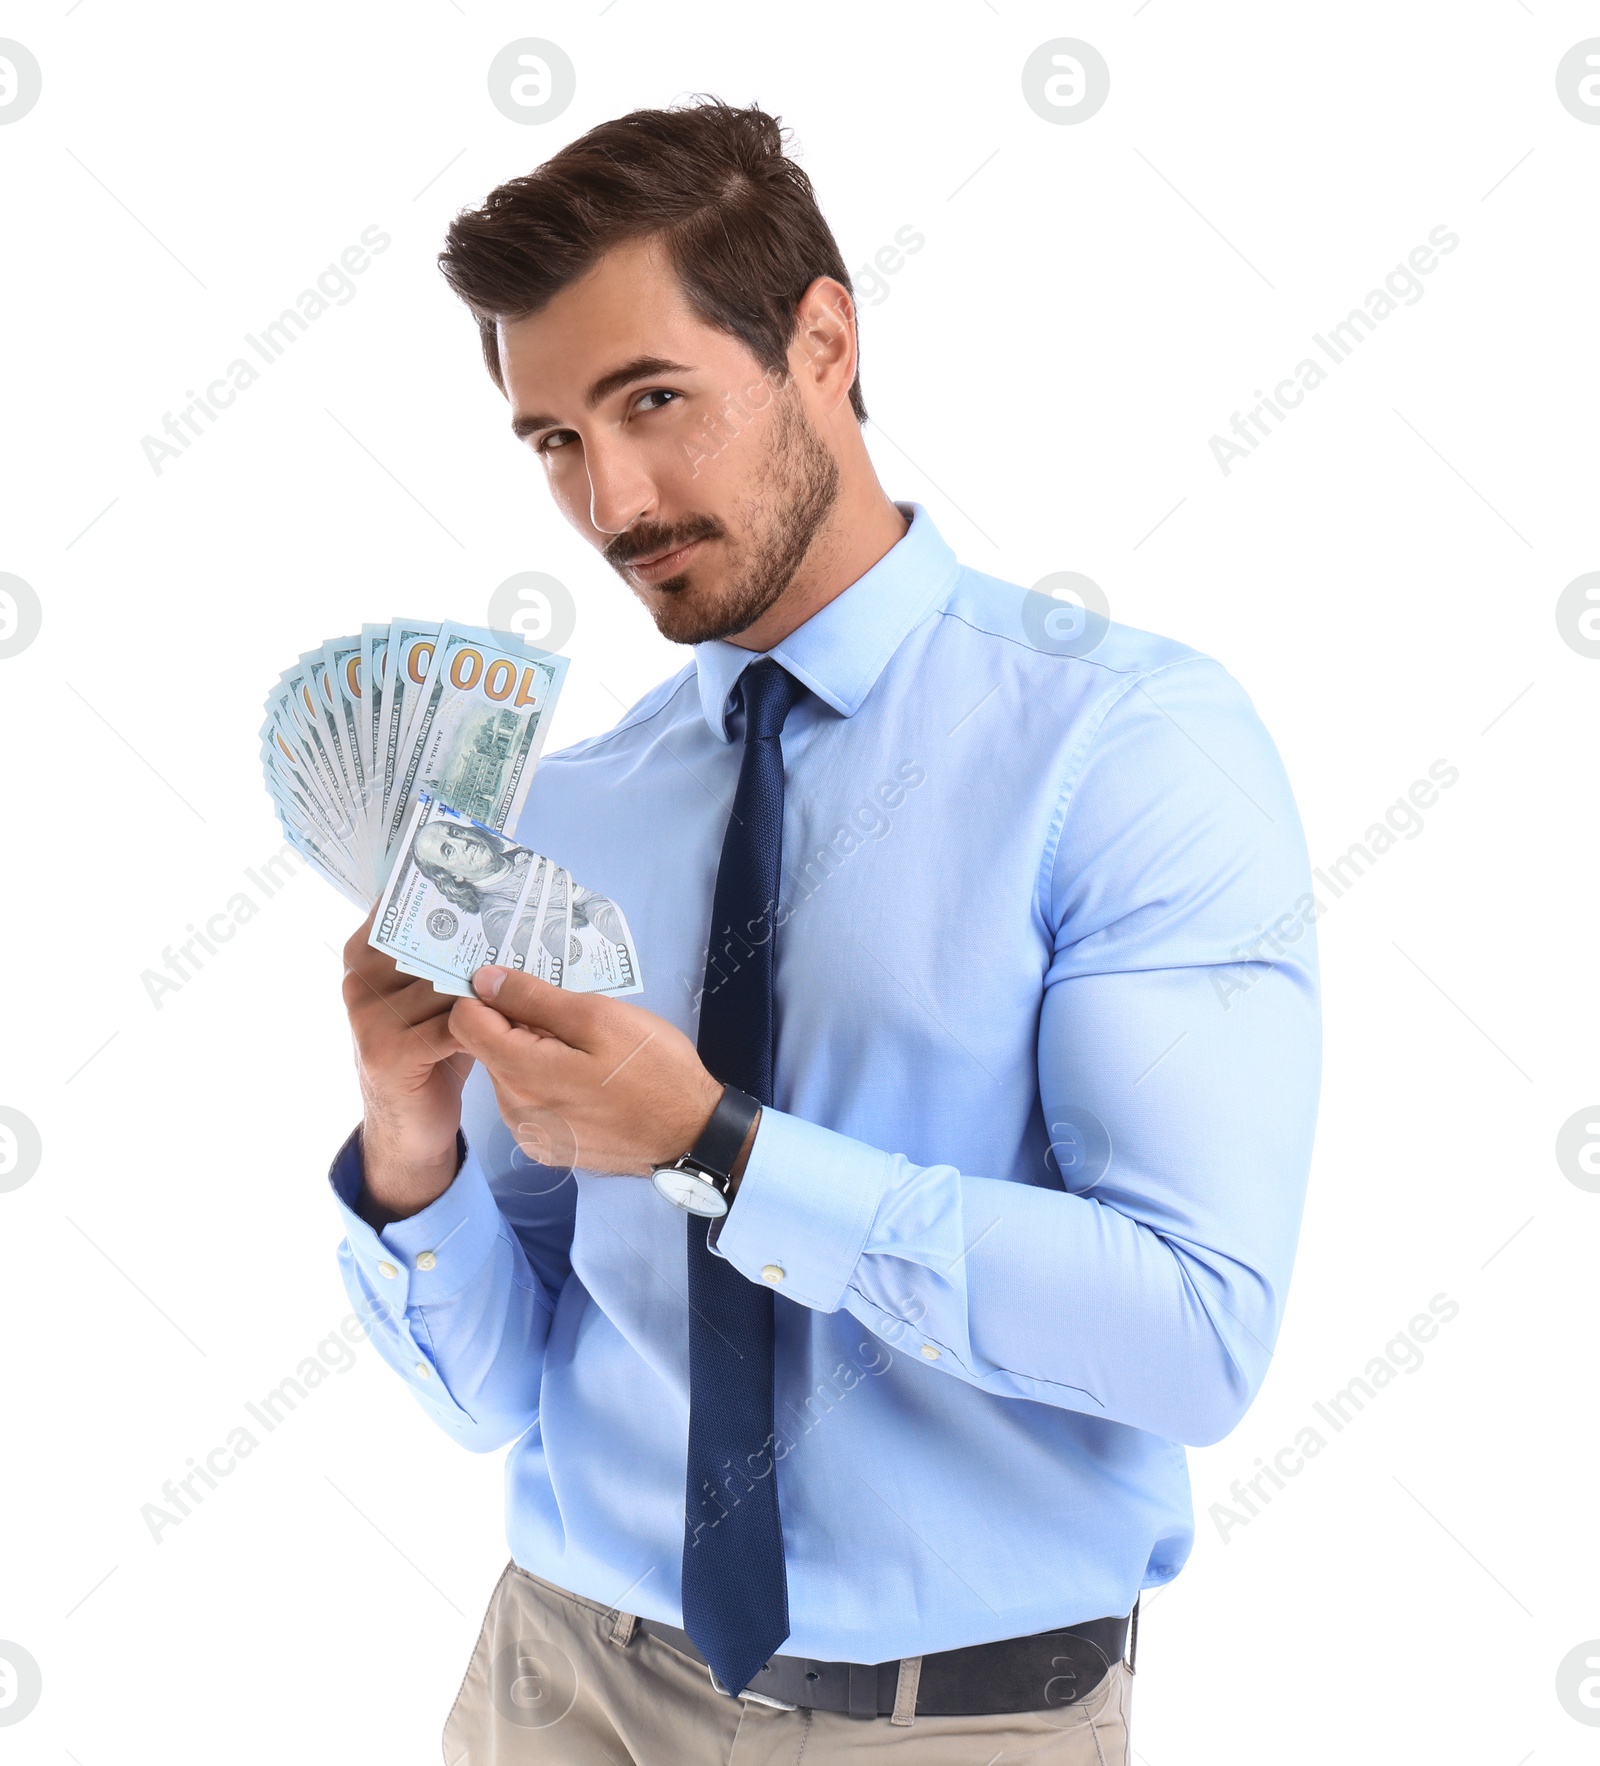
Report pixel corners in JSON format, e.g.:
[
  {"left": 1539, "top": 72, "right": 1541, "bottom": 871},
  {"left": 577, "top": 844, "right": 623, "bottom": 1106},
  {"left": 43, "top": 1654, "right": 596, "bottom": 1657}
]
[{"left": 650, "top": 1085, "right": 762, "bottom": 1218}]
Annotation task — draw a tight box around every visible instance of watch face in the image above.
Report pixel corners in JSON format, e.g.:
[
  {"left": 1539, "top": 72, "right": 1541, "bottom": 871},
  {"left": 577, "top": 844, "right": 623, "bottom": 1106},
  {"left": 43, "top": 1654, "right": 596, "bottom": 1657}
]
[{"left": 651, "top": 1165, "right": 729, "bottom": 1218}]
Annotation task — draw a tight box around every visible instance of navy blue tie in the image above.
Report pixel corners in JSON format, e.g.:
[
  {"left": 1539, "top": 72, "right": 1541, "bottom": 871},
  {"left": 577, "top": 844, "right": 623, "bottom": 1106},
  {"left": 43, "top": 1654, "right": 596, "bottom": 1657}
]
[{"left": 683, "top": 657, "right": 807, "bottom": 1697}]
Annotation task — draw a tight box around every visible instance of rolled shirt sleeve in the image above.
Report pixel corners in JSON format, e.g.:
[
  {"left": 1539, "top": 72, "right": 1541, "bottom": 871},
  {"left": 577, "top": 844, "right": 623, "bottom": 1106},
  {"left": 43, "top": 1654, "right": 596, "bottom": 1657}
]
[{"left": 711, "top": 656, "right": 1321, "bottom": 1448}]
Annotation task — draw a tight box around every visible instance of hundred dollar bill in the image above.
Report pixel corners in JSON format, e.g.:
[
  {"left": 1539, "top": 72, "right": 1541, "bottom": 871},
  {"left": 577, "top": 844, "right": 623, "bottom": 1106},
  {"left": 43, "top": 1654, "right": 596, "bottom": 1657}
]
[
  {"left": 273, "top": 671, "right": 344, "bottom": 822},
  {"left": 268, "top": 667, "right": 362, "bottom": 847},
  {"left": 359, "top": 622, "right": 389, "bottom": 790},
  {"left": 380, "top": 622, "right": 569, "bottom": 876},
  {"left": 286, "top": 824, "right": 370, "bottom": 910},
  {"left": 260, "top": 713, "right": 342, "bottom": 833},
  {"left": 258, "top": 752, "right": 369, "bottom": 906},
  {"left": 397, "top": 842, "right": 569, "bottom": 993},
  {"left": 564, "top": 883, "right": 643, "bottom": 996},
  {"left": 370, "top": 794, "right": 543, "bottom": 996},
  {"left": 260, "top": 742, "right": 341, "bottom": 854},
  {"left": 503, "top": 854, "right": 555, "bottom": 984},
  {"left": 325, "top": 632, "right": 370, "bottom": 797},
  {"left": 377, "top": 619, "right": 441, "bottom": 847},
  {"left": 317, "top": 636, "right": 376, "bottom": 880},
  {"left": 261, "top": 622, "right": 611, "bottom": 953},
  {"left": 505, "top": 855, "right": 572, "bottom": 988},
  {"left": 541, "top": 863, "right": 571, "bottom": 985}
]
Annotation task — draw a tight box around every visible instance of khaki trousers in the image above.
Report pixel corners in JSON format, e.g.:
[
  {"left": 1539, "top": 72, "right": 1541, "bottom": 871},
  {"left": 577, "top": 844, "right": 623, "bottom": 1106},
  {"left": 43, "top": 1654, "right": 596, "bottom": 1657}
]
[{"left": 443, "top": 1562, "right": 1134, "bottom": 1765}]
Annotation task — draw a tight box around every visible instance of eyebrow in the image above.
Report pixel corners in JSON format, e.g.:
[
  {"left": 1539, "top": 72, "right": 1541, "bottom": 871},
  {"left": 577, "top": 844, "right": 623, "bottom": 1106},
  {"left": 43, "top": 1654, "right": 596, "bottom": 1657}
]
[{"left": 510, "top": 355, "right": 694, "bottom": 441}]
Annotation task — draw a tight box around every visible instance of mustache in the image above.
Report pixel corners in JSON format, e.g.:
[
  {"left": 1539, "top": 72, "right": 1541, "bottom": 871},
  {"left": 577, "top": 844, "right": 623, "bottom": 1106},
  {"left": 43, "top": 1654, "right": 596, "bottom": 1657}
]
[{"left": 604, "top": 515, "right": 725, "bottom": 572}]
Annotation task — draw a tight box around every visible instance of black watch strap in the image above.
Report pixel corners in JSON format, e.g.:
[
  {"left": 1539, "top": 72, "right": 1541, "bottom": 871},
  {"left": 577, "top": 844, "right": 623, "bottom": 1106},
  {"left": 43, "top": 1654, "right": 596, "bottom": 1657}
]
[{"left": 687, "top": 1085, "right": 761, "bottom": 1182}]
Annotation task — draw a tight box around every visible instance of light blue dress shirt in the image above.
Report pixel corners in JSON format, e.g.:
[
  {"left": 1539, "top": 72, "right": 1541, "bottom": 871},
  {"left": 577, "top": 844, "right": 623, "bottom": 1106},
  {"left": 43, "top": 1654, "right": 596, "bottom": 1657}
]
[{"left": 328, "top": 502, "right": 1321, "bottom": 1664}]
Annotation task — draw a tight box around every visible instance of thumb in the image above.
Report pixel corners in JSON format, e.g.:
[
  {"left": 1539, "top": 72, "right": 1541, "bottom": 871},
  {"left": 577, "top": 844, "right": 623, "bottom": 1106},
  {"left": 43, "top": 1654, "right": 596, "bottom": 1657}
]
[{"left": 471, "top": 965, "right": 603, "bottom": 1048}]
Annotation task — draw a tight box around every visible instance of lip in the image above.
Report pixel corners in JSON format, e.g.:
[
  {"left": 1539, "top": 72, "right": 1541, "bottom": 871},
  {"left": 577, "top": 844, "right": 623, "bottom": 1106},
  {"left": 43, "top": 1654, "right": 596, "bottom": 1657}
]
[{"left": 627, "top": 537, "right": 705, "bottom": 585}]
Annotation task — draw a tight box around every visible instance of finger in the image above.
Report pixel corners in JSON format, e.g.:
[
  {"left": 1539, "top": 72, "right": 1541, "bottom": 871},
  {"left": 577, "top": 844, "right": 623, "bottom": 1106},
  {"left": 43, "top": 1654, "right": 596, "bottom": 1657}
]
[
  {"left": 352, "top": 1018, "right": 466, "bottom": 1099},
  {"left": 498, "top": 1104, "right": 580, "bottom": 1172},
  {"left": 343, "top": 959, "right": 456, "bottom": 1029},
  {"left": 341, "top": 909, "right": 380, "bottom": 971},
  {"left": 471, "top": 966, "right": 607, "bottom": 1049},
  {"left": 341, "top": 918, "right": 419, "bottom": 1003},
  {"left": 448, "top": 995, "right": 524, "bottom": 1061},
  {"left": 449, "top": 996, "right": 583, "bottom": 1081},
  {"left": 368, "top": 1010, "right": 465, "bottom": 1068}
]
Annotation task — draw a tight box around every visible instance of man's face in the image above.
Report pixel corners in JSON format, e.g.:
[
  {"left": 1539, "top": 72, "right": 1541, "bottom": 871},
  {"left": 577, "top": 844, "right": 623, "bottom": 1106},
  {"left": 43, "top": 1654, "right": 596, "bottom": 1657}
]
[
  {"left": 498, "top": 237, "right": 840, "bottom": 646},
  {"left": 417, "top": 822, "right": 503, "bottom": 883}
]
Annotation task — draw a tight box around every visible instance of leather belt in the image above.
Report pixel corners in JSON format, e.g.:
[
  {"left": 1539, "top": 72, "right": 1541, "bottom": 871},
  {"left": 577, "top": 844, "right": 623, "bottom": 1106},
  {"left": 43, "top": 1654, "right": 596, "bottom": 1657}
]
[{"left": 634, "top": 1607, "right": 1133, "bottom": 1717}]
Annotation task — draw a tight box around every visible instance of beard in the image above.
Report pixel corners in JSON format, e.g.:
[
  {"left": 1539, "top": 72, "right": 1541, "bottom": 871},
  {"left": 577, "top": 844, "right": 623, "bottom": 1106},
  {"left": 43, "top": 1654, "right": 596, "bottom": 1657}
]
[{"left": 603, "top": 389, "right": 841, "bottom": 646}]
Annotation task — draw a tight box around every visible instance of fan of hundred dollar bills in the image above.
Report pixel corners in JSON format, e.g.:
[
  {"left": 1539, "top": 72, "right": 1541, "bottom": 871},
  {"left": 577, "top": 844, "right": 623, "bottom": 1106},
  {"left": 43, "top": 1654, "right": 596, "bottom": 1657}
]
[{"left": 260, "top": 621, "right": 642, "bottom": 998}]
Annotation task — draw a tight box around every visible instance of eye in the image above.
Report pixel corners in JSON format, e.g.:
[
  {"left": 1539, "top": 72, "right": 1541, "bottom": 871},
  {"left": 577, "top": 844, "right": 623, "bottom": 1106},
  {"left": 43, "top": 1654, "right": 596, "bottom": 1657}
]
[
  {"left": 634, "top": 388, "right": 681, "bottom": 415},
  {"left": 440, "top": 841, "right": 455, "bottom": 860},
  {"left": 535, "top": 429, "right": 577, "bottom": 455}
]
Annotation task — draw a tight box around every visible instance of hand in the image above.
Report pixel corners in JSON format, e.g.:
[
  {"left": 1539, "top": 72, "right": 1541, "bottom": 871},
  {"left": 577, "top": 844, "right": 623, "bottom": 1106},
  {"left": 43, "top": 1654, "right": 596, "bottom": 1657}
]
[
  {"left": 340, "top": 911, "right": 473, "bottom": 1220},
  {"left": 447, "top": 967, "right": 725, "bottom": 1177}
]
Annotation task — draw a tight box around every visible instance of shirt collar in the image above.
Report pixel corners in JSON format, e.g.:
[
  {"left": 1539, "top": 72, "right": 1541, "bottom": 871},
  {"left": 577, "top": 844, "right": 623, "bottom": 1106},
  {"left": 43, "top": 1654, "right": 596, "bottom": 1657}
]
[{"left": 693, "top": 502, "right": 959, "bottom": 742}]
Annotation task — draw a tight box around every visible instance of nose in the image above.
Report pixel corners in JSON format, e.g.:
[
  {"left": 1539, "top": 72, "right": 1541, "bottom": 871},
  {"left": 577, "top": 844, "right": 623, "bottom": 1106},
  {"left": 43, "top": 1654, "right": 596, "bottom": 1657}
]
[{"left": 584, "top": 431, "right": 657, "bottom": 539}]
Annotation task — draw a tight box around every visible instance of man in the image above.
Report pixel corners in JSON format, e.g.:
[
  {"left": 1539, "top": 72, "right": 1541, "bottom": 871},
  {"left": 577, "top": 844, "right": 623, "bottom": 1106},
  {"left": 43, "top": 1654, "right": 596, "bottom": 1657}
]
[{"left": 333, "top": 99, "right": 1320, "bottom": 1763}]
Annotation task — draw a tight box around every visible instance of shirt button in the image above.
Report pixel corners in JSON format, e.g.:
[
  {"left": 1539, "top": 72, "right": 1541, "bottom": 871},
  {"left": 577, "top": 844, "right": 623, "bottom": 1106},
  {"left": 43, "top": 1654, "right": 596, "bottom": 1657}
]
[
  {"left": 414, "top": 1362, "right": 433, "bottom": 1380},
  {"left": 920, "top": 1344, "right": 941, "bottom": 1360},
  {"left": 761, "top": 1264, "right": 785, "bottom": 1284},
  {"left": 377, "top": 1260, "right": 398, "bottom": 1280},
  {"left": 415, "top": 1252, "right": 437, "bottom": 1271}
]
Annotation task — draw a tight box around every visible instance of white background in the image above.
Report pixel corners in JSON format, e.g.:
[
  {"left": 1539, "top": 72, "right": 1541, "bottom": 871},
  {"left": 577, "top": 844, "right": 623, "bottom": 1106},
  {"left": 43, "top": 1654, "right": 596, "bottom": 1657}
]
[{"left": 1, "top": 3, "right": 1596, "bottom": 1761}]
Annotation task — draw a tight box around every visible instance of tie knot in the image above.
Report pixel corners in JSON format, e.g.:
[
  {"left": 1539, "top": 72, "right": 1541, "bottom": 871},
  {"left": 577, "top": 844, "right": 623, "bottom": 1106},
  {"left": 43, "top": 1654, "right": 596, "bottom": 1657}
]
[{"left": 737, "top": 658, "right": 807, "bottom": 744}]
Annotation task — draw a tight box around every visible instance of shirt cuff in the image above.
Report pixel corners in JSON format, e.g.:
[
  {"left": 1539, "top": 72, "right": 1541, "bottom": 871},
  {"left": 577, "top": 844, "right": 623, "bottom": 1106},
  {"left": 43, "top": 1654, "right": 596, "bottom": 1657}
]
[
  {"left": 708, "top": 1107, "right": 895, "bottom": 1312},
  {"left": 328, "top": 1125, "right": 506, "bottom": 1313}
]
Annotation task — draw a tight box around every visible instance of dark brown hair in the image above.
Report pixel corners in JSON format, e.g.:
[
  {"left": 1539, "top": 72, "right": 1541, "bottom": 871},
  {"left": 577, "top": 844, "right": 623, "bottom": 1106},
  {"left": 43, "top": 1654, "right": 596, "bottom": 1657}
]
[{"left": 438, "top": 98, "right": 866, "bottom": 421}]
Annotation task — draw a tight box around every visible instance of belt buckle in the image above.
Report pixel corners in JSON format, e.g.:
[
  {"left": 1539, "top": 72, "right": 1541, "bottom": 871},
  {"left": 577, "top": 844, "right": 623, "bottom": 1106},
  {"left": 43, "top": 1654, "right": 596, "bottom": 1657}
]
[{"left": 707, "top": 1665, "right": 798, "bottom": 1711}]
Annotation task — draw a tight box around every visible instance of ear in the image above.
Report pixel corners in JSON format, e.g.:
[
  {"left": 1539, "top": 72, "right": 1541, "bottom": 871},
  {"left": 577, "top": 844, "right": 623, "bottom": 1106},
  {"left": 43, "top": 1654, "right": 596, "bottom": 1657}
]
[{"left": 788, "top": 276, "right": 858, "bottom": 415}]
